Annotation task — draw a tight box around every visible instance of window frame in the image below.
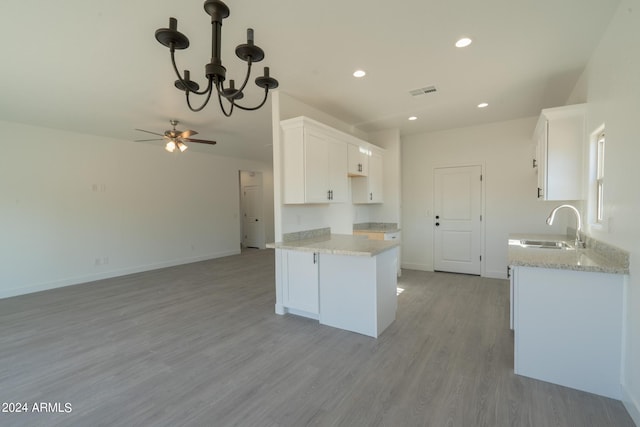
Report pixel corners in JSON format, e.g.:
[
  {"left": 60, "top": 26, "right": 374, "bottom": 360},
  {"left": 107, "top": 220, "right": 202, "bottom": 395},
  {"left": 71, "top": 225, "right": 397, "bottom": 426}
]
[{"left": 595, "top": 131, "right": 605, "bottom": 224}]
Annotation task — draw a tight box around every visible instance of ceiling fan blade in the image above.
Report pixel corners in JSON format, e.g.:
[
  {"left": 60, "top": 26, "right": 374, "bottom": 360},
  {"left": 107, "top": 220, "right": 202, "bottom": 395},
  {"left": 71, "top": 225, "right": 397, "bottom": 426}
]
[
  {"left": 179, "top": 129, "right": 198, "bottom": 139},
  {"left": 185, "top": 138, "right": 217, "bottom": 145},
  {"left": 134, "top": 138, "right": 164, "bottom": 142},
  {"left": 135, "top": 128, "right": 165, "bottom": 137}
]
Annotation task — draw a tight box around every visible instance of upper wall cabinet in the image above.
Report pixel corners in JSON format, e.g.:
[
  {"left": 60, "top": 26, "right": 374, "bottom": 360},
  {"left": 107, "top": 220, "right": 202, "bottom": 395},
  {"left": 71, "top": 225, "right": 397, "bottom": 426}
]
[
  {"left": 281, "top": 117, "right": 349, "bottom": 204},
  {"left": 352, "top": 148, "right": 383, "bottom": 204},
  {"left": 533, "top": 104, "right": 586, "bottom": 201},
  {"left": 347, "top": 143, "right": 369, "bottom": 177},
  {"left": 281, "top": 116, "right": 384, "bottom": 204}
]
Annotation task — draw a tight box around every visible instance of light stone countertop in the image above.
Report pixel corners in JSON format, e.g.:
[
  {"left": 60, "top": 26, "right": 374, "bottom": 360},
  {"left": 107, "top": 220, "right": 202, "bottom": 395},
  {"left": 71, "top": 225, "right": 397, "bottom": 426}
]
[
  {"left": 353, "top": 227, "right": 401, "bottom": 234},
  {"left": 508, "top": 233, "right": 629, "bottom": 274},
  {"left": 267, "top": 234, "right": 400, "bottom": 257},
  {"left": 353, "top": 222, "right": 401, "bottom": 233}
]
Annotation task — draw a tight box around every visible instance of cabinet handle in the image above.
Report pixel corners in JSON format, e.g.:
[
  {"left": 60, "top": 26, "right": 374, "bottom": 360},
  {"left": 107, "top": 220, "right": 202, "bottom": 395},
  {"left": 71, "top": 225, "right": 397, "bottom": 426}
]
[
  {"left": 369, "top": 192, "right": 373, "bottom": 201},
  {"left": 313, "top": 253, "right": 317, "bottom": 264},
  {"left": 532, "top": 159, "right": 537, "bottom": 168},
  {"left": 507, "top": 266, "right": 511, "bottom": 278},
  {"left": 537, "top": 187, "right": 543, "bottom": 198},
  {"left": 358, "top": 163, "right": 362, "bottom": 172},
  {"left": 327, "top": 190, "right": 331, "bottom": 200}
]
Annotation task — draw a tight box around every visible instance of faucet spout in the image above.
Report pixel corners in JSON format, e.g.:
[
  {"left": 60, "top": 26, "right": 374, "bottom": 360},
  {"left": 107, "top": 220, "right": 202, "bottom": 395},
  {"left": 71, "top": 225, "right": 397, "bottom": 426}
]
[{"left": 546, "top": 204, "right": 585, "bottom": 248}]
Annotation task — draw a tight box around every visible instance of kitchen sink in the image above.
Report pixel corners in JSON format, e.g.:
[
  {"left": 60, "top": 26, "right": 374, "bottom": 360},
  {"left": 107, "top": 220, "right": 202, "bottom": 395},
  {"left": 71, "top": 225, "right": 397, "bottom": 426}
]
[{"left": 518, "top": 239, "right": 573, "bottom": 250}]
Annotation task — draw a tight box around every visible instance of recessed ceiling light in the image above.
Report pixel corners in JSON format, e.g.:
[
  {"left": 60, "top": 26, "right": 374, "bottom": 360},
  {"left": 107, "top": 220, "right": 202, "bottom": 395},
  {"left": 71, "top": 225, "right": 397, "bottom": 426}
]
[
  {"left": 455, "top": 37, "right": 473, "bottom": 48},
  {"left": 477, "top": 102, "right": 489, "bottom": 108},
  {"left": 408, "top": 116, "right": 418, "bottom": 121},
  {"left": 353, "top": 70, "right": 366, "bottom": 78}
]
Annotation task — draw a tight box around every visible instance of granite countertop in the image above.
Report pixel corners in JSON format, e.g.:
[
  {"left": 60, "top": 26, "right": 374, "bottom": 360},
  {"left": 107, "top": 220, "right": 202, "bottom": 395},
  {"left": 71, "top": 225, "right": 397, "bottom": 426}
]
[
  {"left": 267, "top": 234, "right": 399, "bottom": 257},
  {"left": 353, "top": 222, "right": 401, "bottom": 233},
  {"left": 508, "top": 233, "right": 629, "bottom": 275}
]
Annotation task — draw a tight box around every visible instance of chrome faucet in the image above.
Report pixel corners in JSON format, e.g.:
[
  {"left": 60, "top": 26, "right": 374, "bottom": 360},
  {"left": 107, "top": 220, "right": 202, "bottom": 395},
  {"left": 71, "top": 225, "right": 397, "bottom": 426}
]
[{"left": 546, "top": 204, "right": 585, "bottom": 248}]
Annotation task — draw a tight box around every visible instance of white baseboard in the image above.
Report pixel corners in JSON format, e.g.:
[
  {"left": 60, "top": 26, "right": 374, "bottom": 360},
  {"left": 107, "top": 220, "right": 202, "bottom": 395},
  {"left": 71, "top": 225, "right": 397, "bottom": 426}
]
[
  {"left": 484, "top": 269, "right": 509, "bottom": 279},
  {"left": 0, "top": 249, "right": 241, "bottom": 300},
  {"left": 622, "top": 384, "right": 640, "bottom": 426},
  {"left": 401, "top": 263, "right": 433, "bottom": 272}
]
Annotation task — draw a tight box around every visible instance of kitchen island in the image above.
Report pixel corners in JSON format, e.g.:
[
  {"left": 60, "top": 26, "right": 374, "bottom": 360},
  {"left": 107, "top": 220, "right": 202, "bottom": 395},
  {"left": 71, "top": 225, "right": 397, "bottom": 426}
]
[{"left": 268, "top": 232, "right": 399, "bottom": 338}]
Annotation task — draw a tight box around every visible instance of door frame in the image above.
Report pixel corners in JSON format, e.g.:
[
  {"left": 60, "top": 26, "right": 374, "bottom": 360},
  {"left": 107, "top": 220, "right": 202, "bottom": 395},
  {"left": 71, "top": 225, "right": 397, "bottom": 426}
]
[{"left": 432, "top": 162, "right": 486, "bottom": 277}]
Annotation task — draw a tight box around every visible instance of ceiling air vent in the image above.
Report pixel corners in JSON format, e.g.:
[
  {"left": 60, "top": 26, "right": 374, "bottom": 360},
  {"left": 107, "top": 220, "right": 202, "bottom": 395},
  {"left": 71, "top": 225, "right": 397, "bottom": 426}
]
[{"left": 409, "top": 85, "right": 437, "bottom": 97}]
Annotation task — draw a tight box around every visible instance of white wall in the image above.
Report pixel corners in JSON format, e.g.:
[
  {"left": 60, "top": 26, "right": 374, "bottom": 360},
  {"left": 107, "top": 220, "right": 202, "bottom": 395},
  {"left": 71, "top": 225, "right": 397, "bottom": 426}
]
[
  {"left": 0, "top": 120, "right": 273, "bottom": 298},
  {"left": 566, "top": 0, "right": 640, "bottom": 422},
  {"left": 272, "top": 92, "right": 400, "bottom": 239},
  {"left": 402, "top": 117, "right": 568, "bottom": 278},
  {"left": 369, "top": 129, "right": 402, "bottom": 226}
]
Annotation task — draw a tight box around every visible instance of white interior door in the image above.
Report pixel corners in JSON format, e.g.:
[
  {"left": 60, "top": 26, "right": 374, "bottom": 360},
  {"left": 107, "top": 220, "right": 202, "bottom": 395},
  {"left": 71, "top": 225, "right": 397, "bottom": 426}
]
[
  {"left": 242, "top": 184, "right": 263, "bottom": 248},
  {"left": 434, "top": 165, "right": 482, "bottom": 275}
]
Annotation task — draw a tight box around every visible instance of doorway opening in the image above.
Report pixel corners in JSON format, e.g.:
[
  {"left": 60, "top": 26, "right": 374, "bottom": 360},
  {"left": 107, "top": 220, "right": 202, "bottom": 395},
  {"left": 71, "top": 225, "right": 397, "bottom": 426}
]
[{"left": 239, "top": 171, "right": 265, "bottom": 250}]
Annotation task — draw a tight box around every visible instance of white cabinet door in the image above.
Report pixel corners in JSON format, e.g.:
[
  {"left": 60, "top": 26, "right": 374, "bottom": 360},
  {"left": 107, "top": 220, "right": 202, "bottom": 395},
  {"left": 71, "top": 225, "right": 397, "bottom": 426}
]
[
  {"left": 351, "top": 150, "right": 383, "bottom": 204},
  {"left": 281, "top": 249, "right": 319, "bottom": 315},
  {"left": 509, "top": 266, "right": 516, "bottom": 330},
  {"left": 535, "top": 121, "right": 547, "bottom": 199},
  {"left": 281, "top": 117, "right": 349, "bottom": 204},
  {"left": 368, "top": 151, "right": 383, "bottom": 203},
  {"left": 327, "top": 137, "right": 348, "bottom": 203},
  {"left": 347, "top": 144, "right": 369, "bottom": 176},
  {"left": 304, "top": 129, "right": 331, "bottom": 203},
  {"left": 534, "top": 104, "right": 585, "bottom": 200}
]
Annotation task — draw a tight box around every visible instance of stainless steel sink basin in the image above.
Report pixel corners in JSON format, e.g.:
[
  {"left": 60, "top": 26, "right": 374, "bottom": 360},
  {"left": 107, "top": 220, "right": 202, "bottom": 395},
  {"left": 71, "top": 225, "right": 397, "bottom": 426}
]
[{"left": 518, "top": 239, "right": 573, "bottom": 250}]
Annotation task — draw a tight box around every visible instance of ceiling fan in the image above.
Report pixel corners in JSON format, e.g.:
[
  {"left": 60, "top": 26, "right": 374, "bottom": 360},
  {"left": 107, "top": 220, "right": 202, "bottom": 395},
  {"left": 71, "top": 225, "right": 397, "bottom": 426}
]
[{"left": 134, "top": 119, "right": 217, "bottom": 152}]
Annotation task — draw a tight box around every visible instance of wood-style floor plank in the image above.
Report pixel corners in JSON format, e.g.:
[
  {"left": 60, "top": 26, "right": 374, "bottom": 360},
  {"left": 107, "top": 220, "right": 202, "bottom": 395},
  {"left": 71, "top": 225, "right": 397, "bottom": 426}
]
[{"left": 0, "top": 250, "right": 634, "bottom": 427}]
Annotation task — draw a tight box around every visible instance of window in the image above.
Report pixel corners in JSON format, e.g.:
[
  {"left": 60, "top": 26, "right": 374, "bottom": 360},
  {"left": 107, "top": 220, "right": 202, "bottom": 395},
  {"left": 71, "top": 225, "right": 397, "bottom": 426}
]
[{"left": 595, "top": 131, "right": 605, "bottom": 223}]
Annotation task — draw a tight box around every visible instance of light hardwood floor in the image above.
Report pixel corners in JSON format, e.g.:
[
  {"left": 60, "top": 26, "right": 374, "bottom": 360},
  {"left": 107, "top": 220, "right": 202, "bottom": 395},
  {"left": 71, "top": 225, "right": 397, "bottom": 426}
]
[{"left": 0, "top": 249, "right": 634, "bottom": 426}]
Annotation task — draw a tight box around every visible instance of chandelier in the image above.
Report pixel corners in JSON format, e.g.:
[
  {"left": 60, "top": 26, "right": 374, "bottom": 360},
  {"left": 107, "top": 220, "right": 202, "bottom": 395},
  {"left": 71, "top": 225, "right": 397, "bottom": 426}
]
[{"left": 154, "top": 0, "right": 279, "bottom": 117}]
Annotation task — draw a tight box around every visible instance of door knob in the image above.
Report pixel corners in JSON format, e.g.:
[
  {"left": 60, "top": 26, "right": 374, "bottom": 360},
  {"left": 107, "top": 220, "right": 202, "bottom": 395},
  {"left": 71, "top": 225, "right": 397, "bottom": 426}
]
[
  {"left": 255, "top": 219, "right": 258, "bottom": 222},
  {"left": 435, "top": 215, "right": 440, "bottom": 219},
  {"left": 435, "top": 222, "right": 440, "bottom": 226}
]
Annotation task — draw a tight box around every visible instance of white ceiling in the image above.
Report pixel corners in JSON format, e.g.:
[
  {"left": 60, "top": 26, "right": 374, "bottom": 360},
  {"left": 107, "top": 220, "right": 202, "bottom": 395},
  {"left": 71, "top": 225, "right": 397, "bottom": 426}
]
[{"left": 0, "top": 0, "right": 620, "bottom": 163}]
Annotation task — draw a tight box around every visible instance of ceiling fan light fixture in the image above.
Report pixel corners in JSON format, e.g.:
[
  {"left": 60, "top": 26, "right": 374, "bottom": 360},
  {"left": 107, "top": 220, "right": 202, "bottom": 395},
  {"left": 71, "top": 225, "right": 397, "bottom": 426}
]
[
  {"left": 155, "top": 1, "right": 279, "bottom": 117},
  {"left": 165, "top": 140, "right": 177, "bottom": 152},
  {"left": 135, "top": 120, "right": 217, "bottom": 152}
]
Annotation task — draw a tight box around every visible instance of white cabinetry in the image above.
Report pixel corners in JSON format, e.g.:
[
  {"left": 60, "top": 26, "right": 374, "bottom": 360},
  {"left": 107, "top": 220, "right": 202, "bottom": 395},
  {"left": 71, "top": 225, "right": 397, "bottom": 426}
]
[
  {"left": 511, "top": 265, "right": 623, "bottom": 399},
  {"left": 347, "top": 144, "right": 369, "bottom": 176},
  {"left": 351, "top": 149, "right": 383, "bottom": 203},
  {"left": 279, "top": 249, "right": 319, "bottom": 316},
  {"left": 533, "top": 104, "right": 585, "bottom": 200},
  {"left": 273, "top": 245, "right": 399, "bottom": 338},
  {"left": 281, "top": 117, "right": 348, "bottom": 204},
  {"left": 319, "top": 248, "right": 398, "bottom": 338}
]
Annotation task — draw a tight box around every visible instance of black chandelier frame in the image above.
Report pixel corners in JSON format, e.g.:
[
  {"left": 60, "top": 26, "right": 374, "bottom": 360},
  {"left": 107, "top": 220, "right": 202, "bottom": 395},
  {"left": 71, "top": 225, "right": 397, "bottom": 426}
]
[{"left": 154, "top": 0, "right": 279, "bottom": 116}]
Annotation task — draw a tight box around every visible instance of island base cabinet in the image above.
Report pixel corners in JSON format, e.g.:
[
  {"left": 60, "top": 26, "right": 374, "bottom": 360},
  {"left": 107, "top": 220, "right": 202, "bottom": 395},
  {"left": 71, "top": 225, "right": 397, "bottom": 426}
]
[
  {"left": 513, "top": 266, "right": 623, "bottom": 399},
  {"left": 275, "top": 249, "right": 319, "bottom": 319},
  {"left": 319, "top": 248, "right": 398, "bottom": 338}
]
